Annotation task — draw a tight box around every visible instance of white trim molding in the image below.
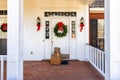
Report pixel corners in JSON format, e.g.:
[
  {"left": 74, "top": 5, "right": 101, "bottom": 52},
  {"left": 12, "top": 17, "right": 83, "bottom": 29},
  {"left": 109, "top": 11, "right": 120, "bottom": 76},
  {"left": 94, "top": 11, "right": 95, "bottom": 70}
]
[{"left": 90, "top": 8, "right": 104, "bottom": 13}]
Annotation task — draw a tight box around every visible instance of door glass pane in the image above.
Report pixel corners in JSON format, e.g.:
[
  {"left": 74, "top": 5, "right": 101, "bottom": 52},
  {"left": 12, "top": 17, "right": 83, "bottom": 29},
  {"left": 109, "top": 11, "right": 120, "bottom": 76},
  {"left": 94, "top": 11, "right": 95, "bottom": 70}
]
[{"left": 97, "top": 19, "right": 104, "bottom": 50}]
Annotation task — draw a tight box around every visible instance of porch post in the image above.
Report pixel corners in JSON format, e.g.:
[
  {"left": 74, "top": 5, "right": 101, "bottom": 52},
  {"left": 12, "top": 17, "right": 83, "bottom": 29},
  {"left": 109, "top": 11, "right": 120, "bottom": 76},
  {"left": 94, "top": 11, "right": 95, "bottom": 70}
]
[
  {"left": 7, "top": 0, "right": 23, "bottom": 80},
  {"left": 105, "top": 0, "right": 120, "bottom": 80}
]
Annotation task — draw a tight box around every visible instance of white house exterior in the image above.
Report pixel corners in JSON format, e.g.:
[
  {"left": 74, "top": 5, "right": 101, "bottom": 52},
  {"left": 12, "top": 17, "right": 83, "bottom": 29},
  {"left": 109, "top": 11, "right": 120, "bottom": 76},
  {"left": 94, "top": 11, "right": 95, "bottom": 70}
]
[{"left": 0, "top": 0, "right": 120, "bottom": 80}]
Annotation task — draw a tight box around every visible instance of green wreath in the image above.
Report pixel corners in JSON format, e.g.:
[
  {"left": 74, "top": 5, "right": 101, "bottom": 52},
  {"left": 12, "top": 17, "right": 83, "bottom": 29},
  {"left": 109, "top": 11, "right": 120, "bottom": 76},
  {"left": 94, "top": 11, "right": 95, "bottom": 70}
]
[{"left": 54, "top": 22, "right": 67, "bottom": 37}]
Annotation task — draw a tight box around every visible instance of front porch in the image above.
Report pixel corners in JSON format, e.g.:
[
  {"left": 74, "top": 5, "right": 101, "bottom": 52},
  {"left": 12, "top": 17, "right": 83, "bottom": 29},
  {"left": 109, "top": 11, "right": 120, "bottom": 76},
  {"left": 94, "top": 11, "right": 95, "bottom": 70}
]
[
  {"left": 24, "top": 60, "right": 104, "bottom": 80},
  {"left": 1, "top": 60, "right": 104, "bottom": 80},
  {"left": 0, "top": 44, "right": 105, "bottom": 80},
  {"left": 0, "top": 0, "right": 120, "bottom": 80}
]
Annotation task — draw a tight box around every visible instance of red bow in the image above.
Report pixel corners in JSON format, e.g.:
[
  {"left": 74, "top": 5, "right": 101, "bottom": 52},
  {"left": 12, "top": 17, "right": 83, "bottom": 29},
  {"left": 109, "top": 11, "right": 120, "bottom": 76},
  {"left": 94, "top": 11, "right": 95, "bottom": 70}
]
[
  {"left": 58, "top": 22, "right": 64, "bottom": 31},
  {"left": 2, "top": 23, "right": 7, "bottom": 31}
]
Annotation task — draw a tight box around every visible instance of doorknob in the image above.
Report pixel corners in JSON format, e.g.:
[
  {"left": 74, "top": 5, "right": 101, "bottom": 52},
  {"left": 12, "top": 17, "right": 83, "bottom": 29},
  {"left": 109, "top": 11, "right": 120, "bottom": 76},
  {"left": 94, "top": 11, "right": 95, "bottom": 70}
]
[{"left": 43, "top": 39, "right": 45, "bottom": 42}]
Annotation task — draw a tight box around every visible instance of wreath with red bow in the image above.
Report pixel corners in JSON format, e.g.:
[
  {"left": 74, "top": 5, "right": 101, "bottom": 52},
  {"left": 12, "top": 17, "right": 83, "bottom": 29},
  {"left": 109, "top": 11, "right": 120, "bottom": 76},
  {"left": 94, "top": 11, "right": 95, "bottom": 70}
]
[
  {"left": 0, "top": 23, "right": 7, "bottom": 32},
  {"left": 54, "top": 22, "right": 67, "bottom": 37}
]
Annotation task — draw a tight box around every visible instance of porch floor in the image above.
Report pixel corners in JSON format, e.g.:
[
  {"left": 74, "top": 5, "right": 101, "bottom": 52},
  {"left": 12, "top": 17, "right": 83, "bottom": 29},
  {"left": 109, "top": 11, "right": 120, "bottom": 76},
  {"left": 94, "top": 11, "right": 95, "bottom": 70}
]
[{"left": 24, "top": 60, "right": 104, "bottom": 80}]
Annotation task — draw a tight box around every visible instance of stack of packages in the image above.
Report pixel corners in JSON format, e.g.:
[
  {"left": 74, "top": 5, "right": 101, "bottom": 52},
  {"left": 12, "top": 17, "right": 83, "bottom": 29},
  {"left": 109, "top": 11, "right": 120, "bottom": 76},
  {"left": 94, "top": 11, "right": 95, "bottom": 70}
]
[{"left": 50, "top": 47, "right": 62, "bottom": 64}]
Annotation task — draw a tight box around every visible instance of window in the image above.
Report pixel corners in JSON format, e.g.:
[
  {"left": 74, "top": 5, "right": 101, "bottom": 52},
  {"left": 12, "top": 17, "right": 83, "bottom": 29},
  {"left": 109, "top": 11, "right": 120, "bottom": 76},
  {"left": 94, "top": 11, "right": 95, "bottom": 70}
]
[
  {"left": 89, "top": 13, "right": 104, "bottom": 50},
  {"left": 97, "top": 19, "right": 104, "bottom": 50}
]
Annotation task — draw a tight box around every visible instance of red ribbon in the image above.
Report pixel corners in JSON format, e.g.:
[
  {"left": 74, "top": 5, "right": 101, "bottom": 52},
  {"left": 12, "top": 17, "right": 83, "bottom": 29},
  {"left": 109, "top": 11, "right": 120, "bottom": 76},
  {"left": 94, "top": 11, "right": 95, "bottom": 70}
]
[
  {"left": 58, "top": 22, "right": 64, "bottom": 31},
  {"left": 37, "top": 23, "right": 40, "bottom": 31},
  {"left": 80, "top": 23, "right": 84, "bottom": 32}
]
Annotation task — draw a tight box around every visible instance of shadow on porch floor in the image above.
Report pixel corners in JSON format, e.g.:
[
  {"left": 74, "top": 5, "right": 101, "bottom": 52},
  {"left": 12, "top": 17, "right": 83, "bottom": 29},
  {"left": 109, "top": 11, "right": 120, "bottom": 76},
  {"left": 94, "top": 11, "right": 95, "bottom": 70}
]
[{"left": 24, "top": 60, "right": 104, "bottom": 80}]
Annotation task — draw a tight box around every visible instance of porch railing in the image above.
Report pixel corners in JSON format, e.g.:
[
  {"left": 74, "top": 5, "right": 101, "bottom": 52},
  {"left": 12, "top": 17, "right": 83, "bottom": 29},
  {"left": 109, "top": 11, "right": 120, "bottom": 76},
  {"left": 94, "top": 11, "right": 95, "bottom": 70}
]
[
  {"left": 0, "top": 55, "right": 7, "bottom": 80},
  {"left": 86, "top": 44, "right": 105, "bottom": 77}
]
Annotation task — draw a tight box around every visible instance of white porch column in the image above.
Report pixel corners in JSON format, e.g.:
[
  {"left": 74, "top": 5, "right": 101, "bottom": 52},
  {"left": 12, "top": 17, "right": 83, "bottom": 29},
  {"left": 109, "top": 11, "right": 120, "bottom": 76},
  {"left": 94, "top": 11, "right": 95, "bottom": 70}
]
[
  {"left": 105, "top": 0, "right": 120, "bottom": 80},
  {"left": 7, "top": 0, "right": 23, "bottom": 80}
]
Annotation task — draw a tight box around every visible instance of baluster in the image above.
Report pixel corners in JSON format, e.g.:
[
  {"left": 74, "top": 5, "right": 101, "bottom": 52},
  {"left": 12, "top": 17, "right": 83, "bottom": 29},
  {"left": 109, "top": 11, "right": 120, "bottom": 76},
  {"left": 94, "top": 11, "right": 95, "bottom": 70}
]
[
  {"left": 101, "top": 52, "right": 104, "bottom": 73},
  {"left": 95, "top": 49, "right": 97, "bottom": 66},
  {"left": 99, "top": 51, "right": 102, "bottom": 71}
]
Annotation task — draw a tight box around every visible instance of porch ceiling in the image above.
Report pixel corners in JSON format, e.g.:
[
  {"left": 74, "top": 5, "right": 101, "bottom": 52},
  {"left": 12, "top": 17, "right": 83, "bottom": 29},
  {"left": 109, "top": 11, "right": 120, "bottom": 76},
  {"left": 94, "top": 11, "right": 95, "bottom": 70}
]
[
  {"left": 24, "top": 0, "right": 90, "bottom": 10},
  {"left": 86, "top": 0, "right": 95, "bottom": 5},
  {"left": 0, "top": 0, "right": 7, "bottom": 9},
  {"left": 0, "top": 0, "right": 95, "bottom": 9}
]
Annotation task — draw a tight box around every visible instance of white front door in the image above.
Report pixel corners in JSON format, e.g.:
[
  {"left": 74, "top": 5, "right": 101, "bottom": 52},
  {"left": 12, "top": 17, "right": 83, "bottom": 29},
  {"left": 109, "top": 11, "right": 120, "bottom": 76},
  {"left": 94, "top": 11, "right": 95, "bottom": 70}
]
[{"left": 51, "top": 18, "right": 70, "bottom": 54}]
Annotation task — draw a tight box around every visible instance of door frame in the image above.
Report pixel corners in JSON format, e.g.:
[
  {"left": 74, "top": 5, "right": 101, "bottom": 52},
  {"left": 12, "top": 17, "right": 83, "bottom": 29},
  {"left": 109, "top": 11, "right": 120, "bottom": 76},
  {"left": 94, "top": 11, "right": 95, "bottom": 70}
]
[{"left": 44, "top": 17, "right": 77, "bottom": 59}]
